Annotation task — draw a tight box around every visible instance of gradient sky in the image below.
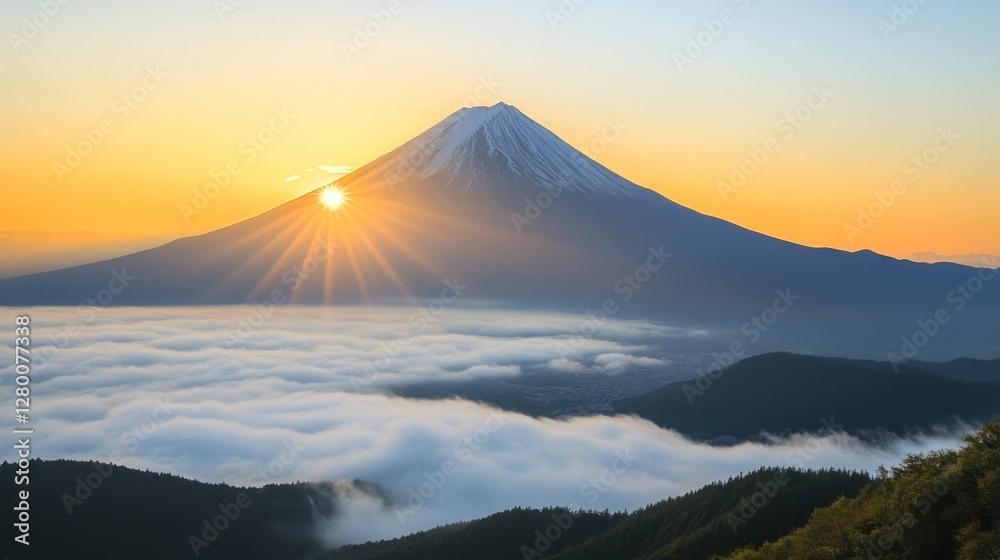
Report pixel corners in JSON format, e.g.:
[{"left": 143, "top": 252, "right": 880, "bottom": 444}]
[{"left": 2, "top": 0, "right": 998, "bottom": 260}]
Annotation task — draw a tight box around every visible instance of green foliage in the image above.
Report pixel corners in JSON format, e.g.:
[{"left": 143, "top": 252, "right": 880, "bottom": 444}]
[
  {"left": 549, "top": 467, "right": 870, "bottom": 560},
  {"left": 724, "top": 418, "right": 1000, "bottom": 560},
  {"left": 10, "top": 419, "right": 1000, "bottom": 560},
  {"left": 317, "top": 467, "right": 870, "bottom": 560}
]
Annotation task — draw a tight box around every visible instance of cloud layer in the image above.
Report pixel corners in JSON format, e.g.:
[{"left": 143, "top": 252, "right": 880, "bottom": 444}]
[{"left": 1, "top": 306, "right": 969, "bottom": 545}]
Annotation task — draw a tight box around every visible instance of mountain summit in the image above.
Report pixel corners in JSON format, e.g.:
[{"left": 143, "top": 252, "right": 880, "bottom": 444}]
[
  {"left": 1, "top": 104, "right": 996, "bottom": 359},
  {"left": 341, "top": 103, "right": 637, "bottom": 196}
]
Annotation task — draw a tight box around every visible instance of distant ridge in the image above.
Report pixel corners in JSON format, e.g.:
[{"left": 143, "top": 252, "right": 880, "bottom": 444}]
[{"left": 614, "top": 353, "right": 1000, "bottom": 441}]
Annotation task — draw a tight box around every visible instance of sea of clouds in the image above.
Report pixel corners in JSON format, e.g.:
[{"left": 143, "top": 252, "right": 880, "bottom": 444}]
[{"left": 1, "top": 306, "right": 970, "bottom": 545}]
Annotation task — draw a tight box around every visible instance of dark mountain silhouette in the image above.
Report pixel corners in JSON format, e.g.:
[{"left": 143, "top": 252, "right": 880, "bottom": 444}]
[
  {"left": 614, "top": 353, "right": 1000, "bottom": 441},
  {"left": 908, "top": 357, "right": 1000, "bottom": 383},
  {"left": 317, "top": 507, "right": 627, "bottom": 560},
  {"left": 0, "top": 459, "right": 385, "bottom": 560}
]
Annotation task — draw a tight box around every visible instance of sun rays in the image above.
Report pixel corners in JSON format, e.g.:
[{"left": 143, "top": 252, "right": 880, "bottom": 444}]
[{"left": 318, "top": 185, "right": 350, "bottom": 210}]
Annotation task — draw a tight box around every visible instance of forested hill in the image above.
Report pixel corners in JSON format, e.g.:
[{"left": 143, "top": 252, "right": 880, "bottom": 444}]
[
  {"left": 1, "top": 459, "right": 385, "bottom": 560},
  {"left": 724, "top": 418, "right": 1000, "bottom": 559},
  {"left": 316, "top": 507, "right": 628, "bottom": 560},
  {"left": 317, "top": 467, "right": 871, "bottom": 560},
  {"left": 7, "top": 420, "right": 998, "bottom": 560},
  {"left": 614, "top": 353, "right": 1000, "bottom": 441}
]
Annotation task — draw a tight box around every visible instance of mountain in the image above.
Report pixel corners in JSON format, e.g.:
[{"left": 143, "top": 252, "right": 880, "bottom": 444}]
[
  {"left": 547, "top": 468, "right": 871, "bottom": 560},
  {"left": 1, "top": 103, "right": 997, "bottom": 359},
  {"left": 0, "top": 459, "right": 387, "bottom": 560},
  {"left": 797, "top": 355, "right": 1000, "bottom": 384},
  {"left": 724, "top": 419, "right": 1000, "bottom": 560},
  {"left": 908, "top": 357, "right": 1000, "bottom": 383},
  {"left": 316, "top": 507, "right": 627, "bottom": 560},
  {"left": 0, "top": 230, "right": 176, "bottom": 278},
  {"left": 344, "top": 102, "right": 637, "bottom": 195},
  {"left": 614, "top": 353, "right": 1000, "bottom": 441},
  {"left": 317, "top": 467, "right": 871, "bottom": 560}
]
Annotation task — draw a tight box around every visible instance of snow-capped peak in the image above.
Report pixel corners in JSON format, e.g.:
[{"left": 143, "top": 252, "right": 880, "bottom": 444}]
[
  {"left": 421, "top": 103, "right": 512, "bottom": 176},
  {"left": 341, "top": 102, "right": 639, "bottom": 196}
]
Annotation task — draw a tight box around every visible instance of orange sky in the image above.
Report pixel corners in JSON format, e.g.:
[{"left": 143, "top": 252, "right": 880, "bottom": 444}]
[{"left": 2, "top": 1, "right": 998, "bottom": 263}]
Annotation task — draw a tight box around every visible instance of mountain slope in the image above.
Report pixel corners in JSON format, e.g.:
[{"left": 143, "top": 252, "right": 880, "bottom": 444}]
[
  {"left": 549, "top": 468, "right": 871, "bottom": 560},
  {"left": 315, "top": 507, "right": 626, "bottom": 560},
  {"left": 909, "top": 357, "right": 1000, "bottom": 383},
  {"left": 614, "top": 353, "right": 1000, "bottom": 441},
  {"left": 0, "top": 103, "right": 996, "bottom": 359},
  {"left": 0, "top": 459, "right": 386, "bottom": 560},
  {"left": 315, "top": 468, "right": 870, "bottom": 560},
  {"left": 344, "top": 102, "right": 638, "bottom": 195},
  {"left": 723, "top": 419, "right": 1000, "bottom": 560}
]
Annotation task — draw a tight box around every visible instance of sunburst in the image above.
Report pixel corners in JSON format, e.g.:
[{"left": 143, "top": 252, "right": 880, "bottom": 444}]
[{"left": 318, "top": 185, "right": 350, "bottom": 210}]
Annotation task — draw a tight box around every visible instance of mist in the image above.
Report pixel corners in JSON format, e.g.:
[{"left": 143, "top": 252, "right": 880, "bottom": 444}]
[{"left": 1, "top": 306, "right": 972, "bottom": 545}]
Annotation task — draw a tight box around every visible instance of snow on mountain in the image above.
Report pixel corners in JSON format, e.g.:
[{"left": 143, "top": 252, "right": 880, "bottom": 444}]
[
  {"left": 341, "top": 102, "right": 638, "bottom": 196},
  {"left": 2, "top": 101, "right": 997, "bottom": 359}
]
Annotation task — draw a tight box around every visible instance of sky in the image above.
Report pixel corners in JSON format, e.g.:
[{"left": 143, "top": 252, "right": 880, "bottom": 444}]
[{"left": 2, "top": 0, "right": 999, "bottom": 260}]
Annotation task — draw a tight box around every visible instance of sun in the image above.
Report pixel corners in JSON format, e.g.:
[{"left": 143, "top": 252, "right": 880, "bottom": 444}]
[{"left": 318, "top": 185, "right": 349, "bottom": 210}]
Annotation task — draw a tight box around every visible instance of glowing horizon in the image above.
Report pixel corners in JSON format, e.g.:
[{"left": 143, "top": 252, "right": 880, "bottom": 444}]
[{"left": 2, "top": 0, "right": 999, "bottom": 263}]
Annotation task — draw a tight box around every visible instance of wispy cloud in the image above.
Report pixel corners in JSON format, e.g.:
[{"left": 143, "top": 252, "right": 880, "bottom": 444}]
[
  {"left": 0, "top": 306, "right": 969, "bottom": 546},
  {"left": 310, "top": 165, "right": 356, "bottom": 175}
]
